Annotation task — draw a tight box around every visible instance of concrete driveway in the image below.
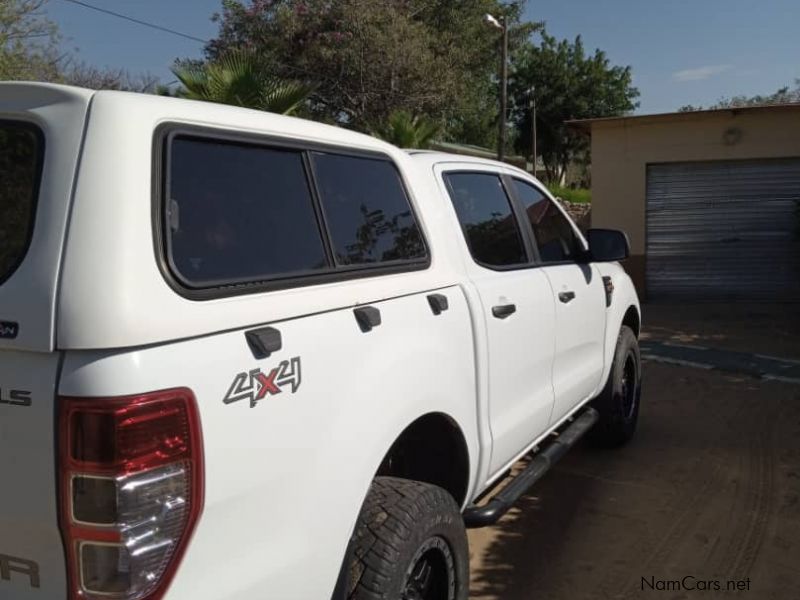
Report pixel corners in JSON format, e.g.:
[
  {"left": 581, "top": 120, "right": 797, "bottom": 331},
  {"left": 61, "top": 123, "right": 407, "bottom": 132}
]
[
  {"left": 640, "top": 303, "right": 800, "bottom": 360},
  {"left": 468, "top": 305, "right": 800, "bottom": 599}
]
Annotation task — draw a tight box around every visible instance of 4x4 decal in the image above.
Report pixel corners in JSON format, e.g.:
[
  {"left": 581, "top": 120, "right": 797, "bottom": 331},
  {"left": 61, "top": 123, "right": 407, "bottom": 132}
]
[{"left": 223, "top": 357, "right": 301, "bottom": 408}]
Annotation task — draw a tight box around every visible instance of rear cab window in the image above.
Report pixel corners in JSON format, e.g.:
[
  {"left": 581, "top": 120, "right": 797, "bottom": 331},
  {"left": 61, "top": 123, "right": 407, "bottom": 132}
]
[
  {"left": 311, "top": 153, "right": 426, "bottom": 265},
  {"left": 0, "top": 120, "right": 44, "bottom": 284},
  {"left": 443, "top": 172, "right": 528, "bottom": 267},
  {"left": 161, "top": 130, "right": 428, "bottom": 297}
]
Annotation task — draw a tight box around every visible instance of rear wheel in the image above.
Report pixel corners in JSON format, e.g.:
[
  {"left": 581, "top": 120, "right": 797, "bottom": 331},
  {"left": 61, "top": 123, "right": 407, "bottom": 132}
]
[
  {"left": 347, "top": 477, "right": 469, "bottom": 600},
  {"left": 589, "top": 325, "right": 642, "bottom": 447}
]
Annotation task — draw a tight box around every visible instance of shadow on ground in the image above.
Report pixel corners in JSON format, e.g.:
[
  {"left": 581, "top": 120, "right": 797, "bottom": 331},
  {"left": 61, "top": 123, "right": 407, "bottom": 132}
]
[{"left": 468, "top": 362, "right": 800, "bottom": 600}]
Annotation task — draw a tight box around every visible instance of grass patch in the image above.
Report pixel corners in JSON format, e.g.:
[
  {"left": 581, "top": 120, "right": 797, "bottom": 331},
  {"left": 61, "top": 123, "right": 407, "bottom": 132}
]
[{"left": 547, "top": 185, "right": 591, "bottom": 204}]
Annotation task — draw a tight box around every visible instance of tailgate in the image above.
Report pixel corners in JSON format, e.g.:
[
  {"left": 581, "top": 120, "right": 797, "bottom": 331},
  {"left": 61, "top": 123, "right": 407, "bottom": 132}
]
[{"left": 0, "top": 350, "right": 66, "bottom": 598}]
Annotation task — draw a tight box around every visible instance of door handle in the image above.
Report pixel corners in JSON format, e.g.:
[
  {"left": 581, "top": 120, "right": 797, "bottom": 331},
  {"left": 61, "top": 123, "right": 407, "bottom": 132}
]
[
  {"left": 492, "top": 304, "right": 516, "bottom": 319},
  {"left": 558, "top": 291, "right": 576, "bottom": 304},
  {"left": 245, "top": 326, "right": 282, "bottom": 359},
  {"left": 427, "top": 293, "right": 449, "bottom": 315},
  {"left": 353, "top": 306, "right": 381, "bottom": 332}
]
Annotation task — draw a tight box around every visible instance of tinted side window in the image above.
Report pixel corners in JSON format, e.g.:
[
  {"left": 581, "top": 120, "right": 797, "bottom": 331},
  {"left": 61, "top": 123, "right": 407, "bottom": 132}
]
[
  {"left": 512, "top": 179, "right": 582, "bottom": 263},
  {"left": 311, "top": 153, "right": 426, "bottom": 265},
  {"left": 167, "top": 137, "right": 328, "bottom": 286},
  {"left": 444, "top": 173, "right": 527, "bottom": 267},
  {"left": 0, "top": 121, "right": 43, "bottom": 284}
]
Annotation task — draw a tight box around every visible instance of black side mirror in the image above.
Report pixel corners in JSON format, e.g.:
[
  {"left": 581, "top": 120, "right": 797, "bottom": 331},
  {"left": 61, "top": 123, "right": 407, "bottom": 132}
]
[{"left": 586, "top": 228, "right": 630, "bottom": 262}]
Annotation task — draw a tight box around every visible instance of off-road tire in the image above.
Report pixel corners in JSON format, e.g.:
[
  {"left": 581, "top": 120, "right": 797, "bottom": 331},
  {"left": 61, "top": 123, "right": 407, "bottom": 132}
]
[
  {"left": 589, "top": 325, "right": 642, "bottom": 448},
  {"left": 347, "top": 477, "right": 469, "bottom": 600}
]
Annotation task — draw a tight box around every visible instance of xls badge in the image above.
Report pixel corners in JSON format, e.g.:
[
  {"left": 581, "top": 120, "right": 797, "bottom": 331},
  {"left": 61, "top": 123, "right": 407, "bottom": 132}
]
[
  {"left": 223, "top": 357, "right": 301, "bottom": 408},
  {"left": 0, "top": 321, "right": 18, "bottom": 340},
  {"left": 0, "top": 553, "right": 40, "bottom": 588}
]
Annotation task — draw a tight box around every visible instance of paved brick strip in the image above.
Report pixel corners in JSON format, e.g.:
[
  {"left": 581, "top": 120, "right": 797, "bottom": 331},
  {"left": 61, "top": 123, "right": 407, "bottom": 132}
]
[{"left": 640, "top": 340, "right": 800, "bottom": 385}]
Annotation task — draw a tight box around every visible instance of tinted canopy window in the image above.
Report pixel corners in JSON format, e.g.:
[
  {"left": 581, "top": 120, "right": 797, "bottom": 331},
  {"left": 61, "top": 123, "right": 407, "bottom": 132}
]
[
  {"left": 444, "top": 173, "right": 527, "bottom": 267},
  {"left": 0, "top": 122, "right": 42, "bottom": 284},
  {"left": 311, "top": 153, "right": 426, "bottom": 265},
  {"left": 512, "top": 179, "right": 582, "bottom": 263},
  {"left": 167, "top": 137, "right": 328, "bottom": 287}
]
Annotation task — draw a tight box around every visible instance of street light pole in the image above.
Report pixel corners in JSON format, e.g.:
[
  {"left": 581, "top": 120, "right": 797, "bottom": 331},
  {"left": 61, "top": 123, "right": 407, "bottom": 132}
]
[
  {"left": 498, "top": 17, "right": 508, "bottom": 162},
  {"left": 529, "top": 86, "right": 537, "bottom": 176},
  {"left": 485, "top": 13, "right": 507, "bottom": 163}
]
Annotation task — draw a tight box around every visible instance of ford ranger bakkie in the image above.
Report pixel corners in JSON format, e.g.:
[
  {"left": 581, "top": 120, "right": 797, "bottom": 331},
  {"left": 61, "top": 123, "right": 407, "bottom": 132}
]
[{"left": 0, "top": 83, "right": 641, "bottom": 600}]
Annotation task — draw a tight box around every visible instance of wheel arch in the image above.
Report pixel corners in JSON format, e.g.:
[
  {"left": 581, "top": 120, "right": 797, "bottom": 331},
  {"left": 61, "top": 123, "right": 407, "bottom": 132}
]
[
  {"left": 622, "top": 304, "right": 641, "bottom": 338},
  {"left": 376, "top": 411, "right": 471, "bottom": 507},
  {"left": 595, "top": 263, "right": 642, "bottom": 391},
  {"left": 329, "top": 410, "right": 473, "bottom": 600}
]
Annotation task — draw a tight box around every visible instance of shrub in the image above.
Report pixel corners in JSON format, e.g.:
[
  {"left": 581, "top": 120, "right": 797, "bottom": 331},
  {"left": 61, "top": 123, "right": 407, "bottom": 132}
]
[{"left": 547, "top": 185, "right": 591, "bottom": 204}]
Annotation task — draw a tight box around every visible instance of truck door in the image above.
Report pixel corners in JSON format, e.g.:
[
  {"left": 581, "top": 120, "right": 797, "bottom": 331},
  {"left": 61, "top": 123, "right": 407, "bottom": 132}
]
[
  {"left": 441, "top": 170, "right": 556, "bottom": 476},
  {"left": 508, "top": 178, "right": 606, "bottom": 424}
]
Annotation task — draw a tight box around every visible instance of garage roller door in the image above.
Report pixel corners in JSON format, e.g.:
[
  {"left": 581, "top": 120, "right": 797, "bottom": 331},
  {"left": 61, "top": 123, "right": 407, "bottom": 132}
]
[{"left": 646, "top": 158, "right": 800, "bottom": 300}]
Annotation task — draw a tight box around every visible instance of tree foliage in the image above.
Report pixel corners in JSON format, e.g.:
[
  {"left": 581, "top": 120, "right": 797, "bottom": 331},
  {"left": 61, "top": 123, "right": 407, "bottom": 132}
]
[
  {"left": 510, "top": 30, "right": 639, "bottom": 182},
  {"left": 203, "top": 0, "right": 527, "bottom": 144},
  {"left": 3, "top": 0, "right": 644, "bottom": 172},
  {"left": 679, "top": 79, "right": 800, "bottom": 112},
  {"left": 371, "top": 110, "right": 440, "bottom": 149},
  {"left": 0, "top": 0, "right": 61, "bottom": 81},
  {"left": 62, "top": 60, "right": 161, "bottom": 92},
  {"left": 172, "top": 51, "right": 313, "bottom": 114},
  {"left": 1, "top": 0, "right": 163, "bottom": 91}
]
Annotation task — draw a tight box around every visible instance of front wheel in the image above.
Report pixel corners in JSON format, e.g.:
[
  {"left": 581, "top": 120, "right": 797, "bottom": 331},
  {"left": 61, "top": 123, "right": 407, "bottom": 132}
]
[
  {"left": 347, "top": 477, "right": 469, "bottom": 600},
  {"left": 589, "top": 325, "right": 642, "bottom": 447}
]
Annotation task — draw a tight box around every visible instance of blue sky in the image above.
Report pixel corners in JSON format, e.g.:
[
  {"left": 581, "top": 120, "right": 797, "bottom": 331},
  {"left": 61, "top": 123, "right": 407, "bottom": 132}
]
[{"left": 45, "top": 0, "right": 800, "bottom": 114}]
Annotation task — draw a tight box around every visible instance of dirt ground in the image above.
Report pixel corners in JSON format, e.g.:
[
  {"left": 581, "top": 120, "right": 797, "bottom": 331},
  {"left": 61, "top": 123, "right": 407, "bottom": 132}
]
[
  {"left": 640, "top": 303, "right": 800, "bottom": 360},
  {"left": 468, "top": 361, "right": 800, "bottom": 599}
]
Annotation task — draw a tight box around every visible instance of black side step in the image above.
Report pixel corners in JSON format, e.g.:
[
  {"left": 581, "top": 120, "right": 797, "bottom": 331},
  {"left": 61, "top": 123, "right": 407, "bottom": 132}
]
[{"left": 463, "top": 407, "right": 599, "bottom": 528}]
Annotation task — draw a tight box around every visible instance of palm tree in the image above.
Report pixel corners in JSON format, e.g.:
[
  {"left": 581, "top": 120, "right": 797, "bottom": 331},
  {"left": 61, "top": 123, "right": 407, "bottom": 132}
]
[
  {"left": 372, "top": 111, "right": 441, "bottom": 149},
  {"left": 171, "top": 52, "right": 312, "bottom": 115}
]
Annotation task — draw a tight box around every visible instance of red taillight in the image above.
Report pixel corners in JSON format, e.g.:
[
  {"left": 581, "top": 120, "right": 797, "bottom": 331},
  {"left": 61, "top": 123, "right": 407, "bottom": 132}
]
[{"left": 59, "top": 389, "right": 204, "bottom": 600}]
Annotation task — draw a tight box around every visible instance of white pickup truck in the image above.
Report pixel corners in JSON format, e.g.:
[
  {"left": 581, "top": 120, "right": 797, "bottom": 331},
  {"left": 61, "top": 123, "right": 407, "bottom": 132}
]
[{"left": 0, "top": 83, "right": 641, "bottom": 600}]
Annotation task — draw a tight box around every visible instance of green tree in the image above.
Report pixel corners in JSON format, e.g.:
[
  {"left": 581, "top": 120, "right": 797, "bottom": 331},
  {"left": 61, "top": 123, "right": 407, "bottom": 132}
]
[
  {"left": 172, "top": 51, "right": 313, "bottom": 114},
  {"left": 510, "top": 30, "right": 639, "bottom": 182},
  {"left": 202, "top": 0, "right": 526, "bottom": 144},
  {"left": 680, "top": 79, "right": 800, "bottom": 111},
  {"left": 1, "top": 1, "right": 165, "bottom": 92},
  {"left": 0, "top": 0, "right": 61, "bottom": 81},
  {"left": 62, "top": 60, "right": 161, "bottom": 92},
  {"left": 371, "top": 110, "right": 440, "bottom": 149}
]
